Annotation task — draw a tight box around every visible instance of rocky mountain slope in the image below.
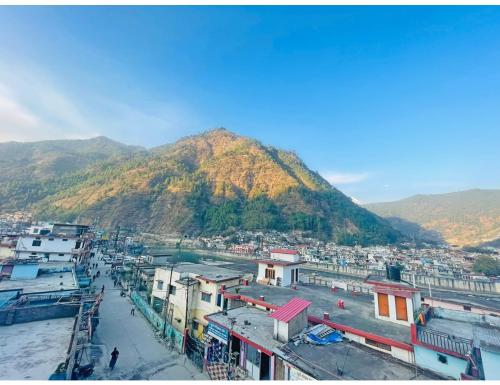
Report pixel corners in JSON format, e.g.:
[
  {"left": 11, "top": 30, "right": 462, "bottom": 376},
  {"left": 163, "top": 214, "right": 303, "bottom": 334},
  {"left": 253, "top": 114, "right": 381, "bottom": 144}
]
[
  {"left": 365, "top": 189, "right": 500, "bottom": 247},
  {"left": 0, "top": 129, "right": 402, "bottom": 245}
]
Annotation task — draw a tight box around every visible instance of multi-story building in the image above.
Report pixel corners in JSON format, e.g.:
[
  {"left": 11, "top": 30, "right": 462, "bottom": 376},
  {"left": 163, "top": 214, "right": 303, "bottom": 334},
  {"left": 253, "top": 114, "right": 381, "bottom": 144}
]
[{"left": 151, "top": 263, "right": 249, "bottom": 338}]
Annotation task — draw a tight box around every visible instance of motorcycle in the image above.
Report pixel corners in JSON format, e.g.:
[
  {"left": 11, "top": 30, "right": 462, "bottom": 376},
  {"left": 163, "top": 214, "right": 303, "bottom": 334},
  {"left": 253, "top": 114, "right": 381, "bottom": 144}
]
[{"left": 72, "top": 362, "right": 94, "bottom": 379}]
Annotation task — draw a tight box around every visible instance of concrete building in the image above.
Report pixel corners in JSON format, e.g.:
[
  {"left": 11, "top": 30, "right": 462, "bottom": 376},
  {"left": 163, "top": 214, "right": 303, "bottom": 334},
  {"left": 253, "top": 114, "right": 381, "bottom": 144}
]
[
  {"left": 411, "top": 306, "right": 500, "bottom": 379},
  {"left": 366, "top": 274, "right": 421, "bottom": 327},
  {"left": 15, "top": 235, "right": 89, "bottom": 262},
  {"left": 205, "top": 301, "right": 441, "bottom": 381},
  {"left": 255, "top": 249, "right": 304, "bottom": 287},
  {"left": 151, "top": 263, "right": 248, "bottom": 337}
]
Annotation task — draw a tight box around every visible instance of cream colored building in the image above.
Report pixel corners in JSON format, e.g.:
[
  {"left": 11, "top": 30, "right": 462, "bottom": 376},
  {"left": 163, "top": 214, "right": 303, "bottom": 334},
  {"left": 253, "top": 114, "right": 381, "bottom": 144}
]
[{"left": 151, "top": 263, "right": 250, "bottom": 338}]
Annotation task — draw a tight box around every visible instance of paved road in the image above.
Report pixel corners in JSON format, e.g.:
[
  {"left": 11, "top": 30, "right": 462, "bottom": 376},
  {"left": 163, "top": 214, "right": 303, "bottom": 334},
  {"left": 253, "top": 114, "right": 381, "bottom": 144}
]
[{"left": 88, "top": 254, "right": 208, "bottom": 380}]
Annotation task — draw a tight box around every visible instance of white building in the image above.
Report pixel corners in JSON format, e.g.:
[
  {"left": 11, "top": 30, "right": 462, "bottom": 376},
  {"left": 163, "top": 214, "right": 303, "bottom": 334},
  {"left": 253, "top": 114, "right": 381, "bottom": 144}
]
[
  {"left": 256, "top": 249, "right": 305, "bottom": 287},
  {"left": 366, "top": 274, "right": 421, "bottom": 327},
  {"left": 15, "top": 235, "right": 84, "bottom": 262}
]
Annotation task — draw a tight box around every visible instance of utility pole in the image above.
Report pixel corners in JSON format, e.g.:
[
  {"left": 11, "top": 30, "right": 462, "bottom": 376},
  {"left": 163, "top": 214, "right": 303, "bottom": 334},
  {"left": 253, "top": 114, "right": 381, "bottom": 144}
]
[
  {"left": 163, "top": 263, "right": 175, "bottom": 337},
  {"left": 227, "top": 317, "right": 236, "bottom": 380},
  {"left": 184, "top": 276, "right": 191, "bottom": 331},
  {"left": 113, "top": 225, "right": 120, "bottom": 252}
]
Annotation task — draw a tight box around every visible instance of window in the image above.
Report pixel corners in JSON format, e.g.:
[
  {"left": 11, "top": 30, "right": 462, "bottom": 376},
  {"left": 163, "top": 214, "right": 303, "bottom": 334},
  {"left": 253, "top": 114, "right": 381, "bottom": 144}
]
[
  {"left": 365, "top": 338, "right": 392, "bottom": 351},
  {"left": 58, "top": 253, "right": 64, "bottom": 256},
  {"left": 32, "top": 240, "right": 42, "bottom": 247},
  {"left": 33, "top": 228, "right": 39, "bottom": 233},
  {"left": 437, "top": 354, "right": 448, "bottom": 364},
  {"left": 395, "top": 296, "right": 408, "bottom": 321},
  {"left": 62, "top": 239, "right": 68, "bottom": 242},
  {"left": 192, "top": 319, "right": 200, "bottom": 333},
  {"left": 265, "top": 268, "right": 275, "bottom": 279},
  {"left": 75, "top": 241, "right": 81, "bottom": 249},
  {"left": 377, "top": 293, "right": 389, "bottom": 317},
  {"left": 216, "top": 293, "right": 222, "bottom": 307},
  {"left": 201, "top": 292, "right": 212, "bottom": 303},
  {"left": 463, "top": 305, "right": 472, "bottom": 311},
  {"left": 157, "top": 280, "right": 164, "bottom": 290},
  {"left": 45, "top": 253, "right": 50, "bottom": 259},
  {"left": 295, "top": 269, "right": 299, "bottom": 282},
  {"left": 168, "top": 284, "right": 176, "bottom": 295}
]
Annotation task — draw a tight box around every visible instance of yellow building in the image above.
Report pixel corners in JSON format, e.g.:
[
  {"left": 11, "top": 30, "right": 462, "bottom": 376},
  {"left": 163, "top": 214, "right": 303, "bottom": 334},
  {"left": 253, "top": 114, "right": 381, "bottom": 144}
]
[{"left": 151, "top": 263, "right": 250, "bottom": 338}]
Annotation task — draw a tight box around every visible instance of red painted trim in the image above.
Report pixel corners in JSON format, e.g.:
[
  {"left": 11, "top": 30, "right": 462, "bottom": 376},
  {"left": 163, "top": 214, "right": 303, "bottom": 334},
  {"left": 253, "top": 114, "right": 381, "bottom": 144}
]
[
  {"left": 239, "top": 295, "right": 279, "bottom": 310},
  {"left": 206, "top": 316, "right": 274, "bottom": 356},
  {"left": 308, "top": 315, "right": 414, "bottom": 352},
  {"left": 366, "top": 279, "right": 419, "bottom": 292},
  {"left": 223, "top": 292, "right": 241, "bottom": 300},
  {"left": 411, "top": 322, "right": 468, "bottom": 359},
  {"left": 412, "top": 338, "right": 468, "bottom": 359},
  {"left": 252, "top": 259, "right": 306, "bottom": 267}
]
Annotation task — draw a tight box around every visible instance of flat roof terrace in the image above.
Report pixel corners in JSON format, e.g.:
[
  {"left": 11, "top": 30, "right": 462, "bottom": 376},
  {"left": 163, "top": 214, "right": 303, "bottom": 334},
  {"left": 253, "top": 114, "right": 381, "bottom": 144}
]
[
  {"left": 207, "top": 305, "right": 284, "bottom": 355},
  {"left": 225, "top": 282, "right": 411, "bottom": 344},
  {"left": 174, "top": 263, "right": 244, "bottom": 283},
  {"left": 0, "top": 271, "right": 78, "bottom": 294},
  {"left": 279, "top": 338, "right": 443, "bottom": 380},
  {"left": 0, "top": 317, "right": 74, "bottom": 380}
]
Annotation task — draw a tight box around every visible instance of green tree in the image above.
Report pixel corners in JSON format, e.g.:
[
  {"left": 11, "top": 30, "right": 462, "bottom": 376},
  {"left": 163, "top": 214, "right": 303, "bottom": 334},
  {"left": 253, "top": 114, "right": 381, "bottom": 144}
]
[{"left": 473, "top": 255, "right": 500, "bottom": 277}]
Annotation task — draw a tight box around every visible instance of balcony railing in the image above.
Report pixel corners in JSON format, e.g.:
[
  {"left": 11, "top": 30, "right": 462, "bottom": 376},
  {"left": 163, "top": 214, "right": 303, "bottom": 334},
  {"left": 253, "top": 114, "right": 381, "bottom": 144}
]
[{"left": 416, "top": 325, "right": 472, "bottom": 357}]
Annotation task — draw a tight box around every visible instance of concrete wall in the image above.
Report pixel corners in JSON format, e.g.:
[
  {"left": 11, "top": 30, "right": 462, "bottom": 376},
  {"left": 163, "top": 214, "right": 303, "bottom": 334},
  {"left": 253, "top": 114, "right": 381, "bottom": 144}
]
[
  {"left": 432, "top": 307, "right": 500, "bottom": 327},
  {"left": 422, "top": 297, "right": 500, "bottom": 317},
  {"left": 0, "top": 303, "right": 78, "bottom": 325},
  {"left": 481, "top": 349, "right": 500, "bottom": 380},
  {"left": 305, "top": 262, "right": 500, "bottom": 294},
  {"left": 373, "top": 292, "right": 415, "bottom": 326},
  {"left": 414, "top": 345, "right": 467, "bottom": 379}
]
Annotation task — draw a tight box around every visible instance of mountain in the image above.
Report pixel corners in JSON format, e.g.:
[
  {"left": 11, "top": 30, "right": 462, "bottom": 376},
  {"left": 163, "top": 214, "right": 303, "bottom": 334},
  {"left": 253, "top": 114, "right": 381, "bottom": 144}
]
[
  {"left": 365, "top": 189, "right": 500, "bottom": 247},
  {"left": 0, "top": 136, "right": 145, "bottom": 212},
  {"left": 0, "top": 129, "right": 402, "bottom": 245}
]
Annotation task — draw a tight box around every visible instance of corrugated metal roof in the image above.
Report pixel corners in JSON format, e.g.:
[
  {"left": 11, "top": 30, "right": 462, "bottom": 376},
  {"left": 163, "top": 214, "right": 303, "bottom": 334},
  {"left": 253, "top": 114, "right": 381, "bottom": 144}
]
[
  {"left": 269, "top": 297, "right": 311, "bottom": 323},
  {"left": 271, "top": 249, "right": 299, "bottom": 255}
]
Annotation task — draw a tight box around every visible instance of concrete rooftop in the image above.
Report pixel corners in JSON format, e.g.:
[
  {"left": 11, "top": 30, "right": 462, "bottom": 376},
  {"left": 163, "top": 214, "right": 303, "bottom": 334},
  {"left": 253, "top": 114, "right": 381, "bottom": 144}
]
[
  {"left": 279, "top": 338, "right": 443, "bottom": 380},
  {"left": 207, "top": 305, "right": 284, "bottom": 353},
  {"left": 0, "top": 271, "right": 78, "bottom": 294},
  {"left": 226, "top": 282, "right": 412, "bottom": 343},
  {"left": 173, "top": 263, "right": 244, "bottom": 283},
  {"left": 0, "top": 317, "right": 74, "bottom": 380}
]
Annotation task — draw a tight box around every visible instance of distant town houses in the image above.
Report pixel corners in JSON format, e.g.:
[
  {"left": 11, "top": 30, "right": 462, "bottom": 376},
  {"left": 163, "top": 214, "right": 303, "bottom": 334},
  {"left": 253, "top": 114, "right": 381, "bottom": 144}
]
[{"left": 1, "top": 215, "right": 499, "bottom": 381}]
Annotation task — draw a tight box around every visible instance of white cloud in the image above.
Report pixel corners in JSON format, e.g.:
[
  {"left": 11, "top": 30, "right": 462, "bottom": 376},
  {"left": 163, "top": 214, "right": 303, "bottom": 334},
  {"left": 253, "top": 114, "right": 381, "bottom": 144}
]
[
  {"left": 0, "top": 62, "right": 200, "bottom": 146},
  {"left": 321, "top": 171, "right": 369, "bottom": 185}
]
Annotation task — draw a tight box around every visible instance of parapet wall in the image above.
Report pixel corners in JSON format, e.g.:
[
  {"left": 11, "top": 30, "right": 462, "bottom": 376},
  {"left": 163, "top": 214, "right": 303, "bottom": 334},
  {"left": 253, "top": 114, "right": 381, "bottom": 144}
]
[
  {"left": 304, "top": 262, "right": 500, "bottom": 294},
  {"left": 0, "top": 302, "right": 79, "bottom": 326}
]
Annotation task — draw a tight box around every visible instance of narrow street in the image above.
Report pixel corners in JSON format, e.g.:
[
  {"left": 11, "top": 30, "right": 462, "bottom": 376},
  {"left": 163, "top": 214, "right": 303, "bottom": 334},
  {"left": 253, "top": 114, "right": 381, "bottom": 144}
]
[{"left": 88, "top": 253, "right": 208, "bottom": 380}]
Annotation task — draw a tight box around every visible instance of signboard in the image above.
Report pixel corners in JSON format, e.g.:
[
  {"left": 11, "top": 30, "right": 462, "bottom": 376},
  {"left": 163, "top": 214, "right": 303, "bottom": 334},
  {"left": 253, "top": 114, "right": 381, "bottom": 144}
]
[{"left": 207, "top": 322, "right": 229, "bottom": 343}]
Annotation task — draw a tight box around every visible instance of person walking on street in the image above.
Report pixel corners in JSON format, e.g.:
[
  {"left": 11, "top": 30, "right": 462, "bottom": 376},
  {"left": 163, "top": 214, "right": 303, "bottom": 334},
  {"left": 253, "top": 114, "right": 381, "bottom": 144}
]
[
  {"left": 109, "top": 347, "right": 119, "bottom": 370},
  {"left": 101, "top": 285, "right": 105, "bottom": 294},
  {"left": 130, "top": 307, "right": 135, "bottom": 316}
]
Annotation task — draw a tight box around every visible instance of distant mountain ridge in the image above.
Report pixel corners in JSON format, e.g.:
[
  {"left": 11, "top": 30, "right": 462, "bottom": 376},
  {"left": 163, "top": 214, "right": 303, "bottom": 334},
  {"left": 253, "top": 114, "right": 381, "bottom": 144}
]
[
  {"left": 0, "top": 129, "right": 402, "bottom": 245},
  {"left": 365, "top": 189, "right": 500, "bottom": 247}
]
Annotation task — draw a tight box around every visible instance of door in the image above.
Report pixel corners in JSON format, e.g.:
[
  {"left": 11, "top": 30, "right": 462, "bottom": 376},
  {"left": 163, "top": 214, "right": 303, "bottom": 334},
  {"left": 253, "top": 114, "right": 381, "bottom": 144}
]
[
  {"left": 395, "top": 296, "right": 408, "bottom": 321},
  {"left": 377, "top": 293, "right": 389, "bottom": 317}
]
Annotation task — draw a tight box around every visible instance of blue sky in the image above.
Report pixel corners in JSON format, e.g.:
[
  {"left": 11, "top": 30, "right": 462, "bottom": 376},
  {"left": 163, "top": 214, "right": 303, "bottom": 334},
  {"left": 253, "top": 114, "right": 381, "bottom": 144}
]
[{"left": 1, "top": 6, "right": 499, "bottom": 203}]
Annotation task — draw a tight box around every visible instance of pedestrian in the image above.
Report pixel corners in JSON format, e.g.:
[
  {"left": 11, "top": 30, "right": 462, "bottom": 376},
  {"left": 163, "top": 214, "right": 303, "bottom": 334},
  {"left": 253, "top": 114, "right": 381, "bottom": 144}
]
[
  {"left": 109, "top": 347, "right": 119, "bottom": 370},
  {"left": 101, "top": 285, "right": 105, "bottom": 294},
  {"left": 113, "top": 279, "right": 117, "bottom": 287},
  {"left": 130, "top": 307, "right": 135, "bottom": 316},
  {"left": 97, "top": 270, "right": 100, "bottom": 278},
  {"left": 92, "top": 274, "right": 96, "bottom": 282}
]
